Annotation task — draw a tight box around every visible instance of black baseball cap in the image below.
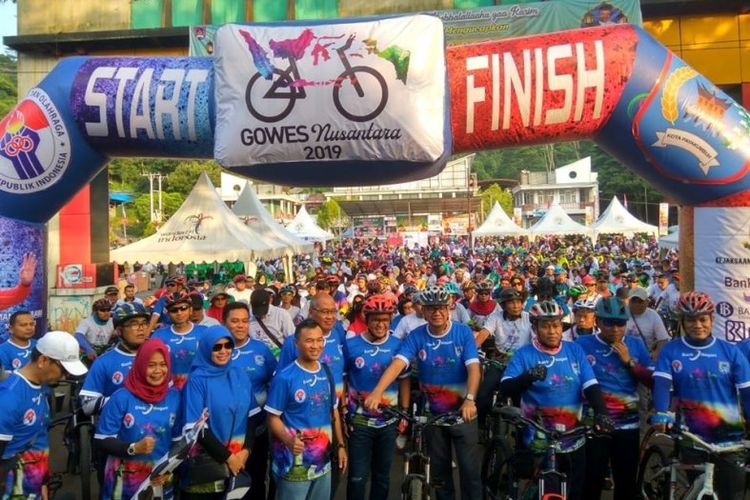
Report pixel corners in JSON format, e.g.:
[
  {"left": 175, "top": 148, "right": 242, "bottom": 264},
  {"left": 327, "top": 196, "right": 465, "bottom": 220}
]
[{"left": 251, "top": 289, "right": 271, "bottom": 318}]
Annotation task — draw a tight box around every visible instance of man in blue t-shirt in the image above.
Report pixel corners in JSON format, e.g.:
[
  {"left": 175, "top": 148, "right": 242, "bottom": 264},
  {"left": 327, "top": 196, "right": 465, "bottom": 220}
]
[
  {"left": 345, "top": 295, "right": 410, "bottom": 500},
  {"left": 0, "top": 311, "right": 36, "bottom": 373},
  {"left": 365, "top": 285, "right": 481, "bottom": 500},
  {"left": 266, "top": 319, "right": 348, "bottom": 500},
  {"left": 577, "top": 297, "right": 653, "bottom": 500},
  {"left": 652, "top": 291, "right": 750, "bottom": 500},
  {"left": 501, "top": 300, "right": 612, "bottom": 500}
]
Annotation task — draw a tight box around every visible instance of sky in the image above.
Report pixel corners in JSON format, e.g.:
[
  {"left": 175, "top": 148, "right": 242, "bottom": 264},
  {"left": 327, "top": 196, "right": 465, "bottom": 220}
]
[{"left": 0, "top": 2, "right": 17, "bottom": 54}]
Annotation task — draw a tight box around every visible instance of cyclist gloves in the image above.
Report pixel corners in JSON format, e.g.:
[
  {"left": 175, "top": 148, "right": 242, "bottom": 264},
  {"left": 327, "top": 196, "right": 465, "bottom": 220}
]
[{"left": 525, "top": 364, "right": 548, "bottom": 382}]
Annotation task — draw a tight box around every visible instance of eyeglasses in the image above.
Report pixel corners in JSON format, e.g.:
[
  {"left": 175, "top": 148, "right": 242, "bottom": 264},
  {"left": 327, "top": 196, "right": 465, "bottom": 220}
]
[
  {"left": 166, "top": 283, "right": 177, "bottom": 287},
  {"left": 124, "top": 321, "right": 149, "bottom": 330},
  {"left": 168, "top": 305, "right": 190, "bottom": 313},
  {"left": 478, "top": 291, "right": 491, "bottom": 296},
  {"left": 600, "top": 318, "right": 627, "bottom": 327},
  {"left": 586, "top": 284, "right": 596, "bottom": 287},
  {"left": 212, "top": 341, "right": 234, "bottom": 352},
  {"left": 97, "top": 309, "right": 112, "bottom": 313}
]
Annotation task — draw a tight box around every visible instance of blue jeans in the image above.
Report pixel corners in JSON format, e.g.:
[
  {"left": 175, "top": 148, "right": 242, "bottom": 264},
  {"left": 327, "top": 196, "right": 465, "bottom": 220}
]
[
  {"left": 346, "top": 422, "right": 397, "bottom": 500},
  {"left": 274, "top": 471, "right": 330, "bottom": 500}
]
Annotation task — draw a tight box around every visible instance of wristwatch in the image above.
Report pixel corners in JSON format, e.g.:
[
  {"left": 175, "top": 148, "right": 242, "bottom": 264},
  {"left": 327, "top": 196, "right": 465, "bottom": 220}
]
[
  {"left": 336, "top": 443, "right": 346, "bottom": 450},
  {"left": 465, "top": 394, "right": 476, "bottom": 402},
  {"left": 627, "top": 359, "right": 637, "bottom": 369},
  {"left": 127, "top": 443, "right": 137, "bottom": 456}
]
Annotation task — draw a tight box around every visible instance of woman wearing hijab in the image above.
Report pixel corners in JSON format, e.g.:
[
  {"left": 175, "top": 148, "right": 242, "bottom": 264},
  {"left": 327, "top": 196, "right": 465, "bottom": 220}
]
[
  {"left": 95, "top": 339, "right": 181, "bottom": 500},
  {"left": 181, "top": 325, "right": 262, "bottom": 499}
]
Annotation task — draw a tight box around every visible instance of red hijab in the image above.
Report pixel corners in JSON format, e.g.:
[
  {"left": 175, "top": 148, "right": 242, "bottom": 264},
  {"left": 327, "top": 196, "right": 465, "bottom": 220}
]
[{"left": 124, "top": 338, "right": 171, "bottom": 404}]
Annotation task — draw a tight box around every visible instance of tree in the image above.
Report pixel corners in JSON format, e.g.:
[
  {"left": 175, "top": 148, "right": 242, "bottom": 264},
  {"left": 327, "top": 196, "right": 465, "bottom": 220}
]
[
  {"left": 129, "top": 191, "right": 185, "bottom": 237},
  {"left": 316, "top": 198, "right": 349, "bottom": 236},
  {"left": 0, "top": 53, "right": 17, "bottom": 118},
  {"left": 164, "top": 160, "right": 222, "bottom": 196},
  {"left": 479, "top": 183, "right": 513, "bottom": 217}
]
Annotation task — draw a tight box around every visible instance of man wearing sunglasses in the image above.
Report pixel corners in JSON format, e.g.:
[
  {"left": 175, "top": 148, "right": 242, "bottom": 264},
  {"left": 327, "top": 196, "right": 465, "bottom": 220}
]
[
  {"left": 151, "top": 291, "right": 205, "bottom": 389},
  {"left": 576, "top": 297, "right": 653, "bottom": 500}
]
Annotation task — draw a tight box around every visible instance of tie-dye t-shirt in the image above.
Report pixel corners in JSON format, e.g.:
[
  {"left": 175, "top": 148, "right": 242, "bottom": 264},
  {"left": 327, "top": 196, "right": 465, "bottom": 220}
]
[
  {"left": 151, "top": 324, "right": 205, "bottom": 390},
  {"left": 278, "top": 329, "right": 348, "bottom": 402},
  {"left": 80, "top": 346, "right": 136, "bottom": 401},
  {"left": 0, "top": 339, "right": 35, "bottom": 372},
  {"left": 576, "top": 334, "right": 653, "bottom": 430},
  {"left": 266, "top": 361, "right": 337, "bottom": 481},
  {"left": 231, "top": 338, "right": 277, "bottom": 407},
  {"left": 95, "top": 388, "right": 181, "bottom": 500},
  {"left": 345, "top": 333, "right": 409, "bottom": 428},
  {"left": 654, "top": 336, "right": 750, "bottom": 445},
  {"left": 502, "top": 340, "right": 597, "bottom": 452},
  {"left": 0, "top": 373, "right": 50, "bottom": 499},
  {"left": 394, "top": 322, "right": 479, "bottom": 414}
]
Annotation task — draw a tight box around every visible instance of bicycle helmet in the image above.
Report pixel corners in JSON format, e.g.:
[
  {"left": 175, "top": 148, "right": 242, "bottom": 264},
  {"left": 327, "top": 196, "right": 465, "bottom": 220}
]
[
  {"left": 279, "top": 284, "right": 296, "bottom": 295},
  {"left": 677, "top": 291, "right": 715, "bottom": 317},
  {"left": 402, "top": 284, "right": 418, "bottom": 297},
  {"left": 418, "top": 286, "right": 451, "bottom": 307},
  {"left": 443, "top": 282, "right": 462, "bottom": 297},
  {"left": 326, "top": 274, "right": 340, "bottom": 286},
  {"left": 92, "top": 298, "right": 113, "bottom": 312},
  {"left": 498, "top": 287, "right": 524, "bottom": 303},
  {"left": 476, "top": 279, "right": 494, "bottom": 293},
  {"left": 111, "top": 302, "right": 150, "bottom": 327},
  {"left": 573, "top": 298, "right": 597, "bottom": 311},
  {"left": 568, "top": 284, "right": 589, "bottom": 299},
  {"left": 362, "top": 294, "right": 396, "bottom": 316},
  {"left": 595, "top": 296, "right": 629, "bottom": 320},
  {"left": 164, "top": 291, "right": 192, "bottom": 308},
  {"left": 528, "top": 301, "right": 564, "bottom": 321}
]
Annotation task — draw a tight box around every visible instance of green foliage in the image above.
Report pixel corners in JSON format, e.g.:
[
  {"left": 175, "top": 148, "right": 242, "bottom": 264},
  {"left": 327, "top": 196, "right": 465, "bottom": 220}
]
[
  {"left": 164, "top": 160, "right": 222, "bottom": 195},
  {"left": 316, "top": 199, "right": 348, "bottom": 230},
  {"left": 479, "top": 183, "right": 513, "bottom": 216},
  {"left": 129, "top": 191, "right": 185, "bottom": 236},
  {"left": 0, "top": 53, "right": 17, "bottom": 118}
]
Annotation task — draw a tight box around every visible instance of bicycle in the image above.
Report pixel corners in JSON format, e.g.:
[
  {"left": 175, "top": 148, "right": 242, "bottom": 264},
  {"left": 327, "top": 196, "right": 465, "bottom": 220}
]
[
  {"left": 636, "top": 423, "right": 749, "bottom": 499},
  {"left": 380, "top": 405, "right": 464, "bottom": 500},
  {"left": 485, "top": 405, "right": 592, "bottom": 500},
  {"left": 245, "top": 32, "right": 388, "bottom": 123},
  {"left": 481, "top": 396, "right": 516, "bottom": 500},
  {"left": 48, "top": 378, "right": 96, "bottom": 500}
]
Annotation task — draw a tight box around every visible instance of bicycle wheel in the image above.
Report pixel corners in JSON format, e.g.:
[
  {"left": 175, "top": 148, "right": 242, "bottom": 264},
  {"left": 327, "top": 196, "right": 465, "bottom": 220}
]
[
  {"left": 245, "top": 69, "right": 299, "bottom": 123},
  {"left": 332, "top": 66, "right": 388, "bottom": 122},
  {"left": 403, "top": 477, "right": 427, "bottom": 500},
  {"left": 79, "top": 424, "right": 93, "bottom": 500},
  {"left": 636, "top": 445, "right": 670, "bottom": 500},
  {"left": 482, "top": 441, "right": 512, "bottom": 499}
]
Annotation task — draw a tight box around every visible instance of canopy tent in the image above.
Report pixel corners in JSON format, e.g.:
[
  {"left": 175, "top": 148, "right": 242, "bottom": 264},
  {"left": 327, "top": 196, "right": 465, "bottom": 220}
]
[
  {"left": 472, "top": 202, "right": 528, "bottom": 237},
  {"left": 286, "top": 205, "right": 334, "bottom": 242},
  {"left": 592, "top": 196, "right": 658, "bottom": 236},
  {"left": 659, "top": 227, "right": 679, "bottom": 249},
  {"left": 232, "top": 181, "right": 314, "bottom": 254},
  {"left": 111, "top": 172, "right": 292, "bottom": 264},
  {"left": 529, "top": 203, "right": 594, "bottom": 238}
]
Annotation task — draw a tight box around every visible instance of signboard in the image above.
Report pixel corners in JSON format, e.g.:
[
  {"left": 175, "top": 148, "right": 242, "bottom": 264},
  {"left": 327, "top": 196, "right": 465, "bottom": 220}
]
[
  {"left": 694, "top": 207, "right": 750, "bottom": 342},
  {"left": 352, "top": 216, "right": 385, "bottom": 238},
  {"left": 427, "top": 214, "right": 443, "bottom": 233},
  {"left": 513, "top": 207, "right": 523, "bottom": 227},
  {"left": 213, "top": 16, "right": 447, "bottom": 167},
  {"left": 658, "top": 202, "right": 669, "bottom": 236}
]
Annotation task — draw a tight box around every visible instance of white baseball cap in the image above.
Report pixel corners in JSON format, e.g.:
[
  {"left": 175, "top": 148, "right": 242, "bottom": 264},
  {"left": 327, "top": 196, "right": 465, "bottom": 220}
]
[{"left": 36, "top": 331, "right": 88, "bottom": 376}]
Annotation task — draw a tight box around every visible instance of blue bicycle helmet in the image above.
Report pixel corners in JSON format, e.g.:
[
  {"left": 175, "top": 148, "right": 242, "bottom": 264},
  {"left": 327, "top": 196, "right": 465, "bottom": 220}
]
[
  {"left": 111, "top": 302, "right": 150, "bottom": 327},
  {"left": 595, "top": 297, "right": 629, "bottom": 320}
]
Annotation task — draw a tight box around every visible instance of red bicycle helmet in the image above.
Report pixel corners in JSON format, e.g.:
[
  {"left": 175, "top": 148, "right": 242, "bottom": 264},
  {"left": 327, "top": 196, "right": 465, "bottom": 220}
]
[
  {"left": 677, "top": 291, "right": 715, "bottom": 317},
  {"left": 164, "top": 291, "right": 192, "bottom": 307},
  {"left": 92, "top": 298, "right": 113, "bottom": 312},
  {"left": 362, "top": 294, "right": 396, "bottom": 316}
]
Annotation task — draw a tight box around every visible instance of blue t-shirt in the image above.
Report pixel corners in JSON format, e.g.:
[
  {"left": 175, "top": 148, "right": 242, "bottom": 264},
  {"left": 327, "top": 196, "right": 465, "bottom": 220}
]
[
  {"left": 151, "top": 324, "right": 205, "bottom": 390},
  {"left": 654, "top": 336, "right": 750, "bottom": 445},
  {"left": 266, "top": 361, "right": 337, "bottom": 481},
  {"left": 278, "top": 329, "right": 347, "bottom": 402},
  {"left": 346, "top": 333, "right": 408, "bottom": 428},
  {"left": 576, "top": 334, "right": 653, "bottom": 430},
  {"left": 395, "top": 322, "right": 479, "bottom": 414},
  {"left": 0, "top": 373, "right": 50, "bottom": 498},
  {"left": 151, "top": 295, "right": 172, "bottom": 326},
  {"left": 737, "top": 339, "right": 750, "bottom": 362},
  {"left": 390, "top": 315, "right": 403, "bottom": 331},
  {"left": 0, "top": 339, "right": 35, "bottom": 371},
  {"left": 502, "top": 340, "right": 597, "bottom": 452},
  {"left": 232, "top": 338, "right": 278, "bottom": 407},
  {"left": 80, "top": 346, "right": 136, "bottom": 401},
  {"left": 95, "top": 388, "right": 181, "bottom": 500}
]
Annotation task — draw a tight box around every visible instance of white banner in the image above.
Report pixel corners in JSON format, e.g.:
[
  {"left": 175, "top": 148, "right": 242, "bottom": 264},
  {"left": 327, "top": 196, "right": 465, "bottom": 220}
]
[
  {"left": 213, "top": 16, "right": 446, "bottom": 166},
  {"left": 694, "top": 207, "right": 750, "bottom": 342}
]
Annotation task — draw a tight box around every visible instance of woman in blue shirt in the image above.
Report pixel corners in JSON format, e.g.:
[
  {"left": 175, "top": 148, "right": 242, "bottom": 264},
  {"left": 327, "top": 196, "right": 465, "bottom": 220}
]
[
  {"left": 94, "top": 338, "right": 181, "bottom": 500},
  {"left": 181, "top": 326, "right": 262, "bottom": 499}
]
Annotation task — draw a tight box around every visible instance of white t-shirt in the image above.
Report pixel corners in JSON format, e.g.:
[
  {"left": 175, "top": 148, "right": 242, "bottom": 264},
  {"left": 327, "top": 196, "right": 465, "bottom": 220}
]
[
  {"left": 626, "top": 308, "right": 669, "bottom": 352},
  {"left": 249, "top": 304, "right": 295, "bottom": 356},
  {"left": 484, "top": 310, "right": 533, "bottom": 356},
  {"left": 197, "top": 315, "right": 221, "bottom": 327},
  {"left": 393, "top": 312, "right": 427, "bottom": 340},
  {"left": 75, "top": 316, "right": 115, "bottom": 348},
  {"left": 230, "top": 288, "right": 254, "bottom": 304}
]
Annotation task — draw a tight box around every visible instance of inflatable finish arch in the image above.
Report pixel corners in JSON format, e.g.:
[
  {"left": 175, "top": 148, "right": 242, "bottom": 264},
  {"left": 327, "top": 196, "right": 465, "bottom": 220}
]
[{"left": 1, "top": 19, "right": 749, "bottom": 336}]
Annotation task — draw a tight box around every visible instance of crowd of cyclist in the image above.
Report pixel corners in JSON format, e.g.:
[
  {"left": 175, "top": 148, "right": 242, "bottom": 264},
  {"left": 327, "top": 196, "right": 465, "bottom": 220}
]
[{"left": 1, "top": 234, "right": 748, "bottom": 500}]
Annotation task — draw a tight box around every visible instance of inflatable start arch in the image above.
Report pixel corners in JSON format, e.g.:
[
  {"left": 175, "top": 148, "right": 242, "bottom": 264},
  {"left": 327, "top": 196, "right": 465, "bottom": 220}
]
[{"left": 1, "top": 17, "right": 749, "bottom": 338}]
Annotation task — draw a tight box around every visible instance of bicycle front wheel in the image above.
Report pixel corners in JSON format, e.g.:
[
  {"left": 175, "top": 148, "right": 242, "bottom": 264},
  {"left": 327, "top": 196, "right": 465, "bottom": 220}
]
[
  {"left": 332, "top": 66, "right": 388, "bottom": 122},
  {"left": 245, "top": 69, "right": 299, "bottom": 123},
  {"left": 403, "top": 477, "right": 428, "bottom": 500},
  {"left": 482, "top": 440, "right": 512, "bottom": 500},
  {"left": 636, "top": 445, "right": 670, "bottom": 500}
]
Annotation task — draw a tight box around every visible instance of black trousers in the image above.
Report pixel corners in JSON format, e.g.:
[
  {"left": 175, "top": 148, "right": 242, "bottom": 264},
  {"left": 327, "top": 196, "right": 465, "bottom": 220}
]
[
  {"left": 247, "top": 427, "right": 276, "bottom": 500},
  {"left": 583, "top": 428, "right": 639, "bottom": 500}
]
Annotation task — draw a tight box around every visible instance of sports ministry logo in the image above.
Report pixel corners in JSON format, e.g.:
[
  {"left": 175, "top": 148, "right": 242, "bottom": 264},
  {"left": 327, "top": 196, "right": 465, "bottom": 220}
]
[{"left": 0, "top": 88, "right": 71, "bottom": 194}]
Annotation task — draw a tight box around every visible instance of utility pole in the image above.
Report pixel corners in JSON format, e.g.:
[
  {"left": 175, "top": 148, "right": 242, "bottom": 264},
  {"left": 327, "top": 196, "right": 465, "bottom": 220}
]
[{"left": 141, "top": 172, "right": 165, "bottom": 222}]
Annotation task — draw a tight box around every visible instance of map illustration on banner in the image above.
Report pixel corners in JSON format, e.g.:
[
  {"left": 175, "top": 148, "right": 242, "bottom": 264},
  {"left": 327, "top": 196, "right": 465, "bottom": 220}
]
[{"left": 213, "top": 15, "right": 447, "bottom": 168}]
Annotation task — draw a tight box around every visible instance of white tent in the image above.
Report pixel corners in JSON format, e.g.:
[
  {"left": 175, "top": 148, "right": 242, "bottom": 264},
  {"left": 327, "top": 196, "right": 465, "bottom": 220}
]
[
  {"left": 286, "top": 205, "right": 334, "bottom": 242},
  {"left": 659, "top": 227, "right": 679, "bottom": 249},
  {"left": 592, "top": 196, "right": 658, "bottom": 236},
  {"left": 473, "top": 202, "right": 528, "bottom": 237},
  {"left": 529, "top": 203, "right": 594, "bottom": 238},
  {"left": 232, "top": 182, "right": 314, "bottom": 254},
  {"left": 111, "top": 172, "right": 291, "bottom": 264}
]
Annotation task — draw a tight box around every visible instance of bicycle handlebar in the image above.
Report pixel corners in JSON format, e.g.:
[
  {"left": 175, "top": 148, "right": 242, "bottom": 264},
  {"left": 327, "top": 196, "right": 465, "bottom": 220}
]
[
  {"left": 379, "top": 405, "right": 464, "bottom": 427},
  {"left": 500, "top": 407, "right": 590, "bottom": 441},
  {"left": 676, "top": 429, "right": 749, "bottom": 455}
]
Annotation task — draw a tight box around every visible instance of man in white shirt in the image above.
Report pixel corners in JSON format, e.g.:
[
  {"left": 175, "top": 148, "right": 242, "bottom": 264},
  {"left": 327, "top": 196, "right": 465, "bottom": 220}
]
[
  {"left": 479, "top": 288, "right": 533, "bottom": 359},
  {"left": 249, "top": 289, "right": 295, "bottom": 358},
  {"left": 230, "top": 274, "right": 254, "bottom": 304},
  {"left": 625, "top": 287, "right": 669, "bottom": 359},
  {"left": 393, "top": 297, "right": 426, "bottom": 340},
  {"left": 189, "top": 292, "right": 220, "bottom": 327}
]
